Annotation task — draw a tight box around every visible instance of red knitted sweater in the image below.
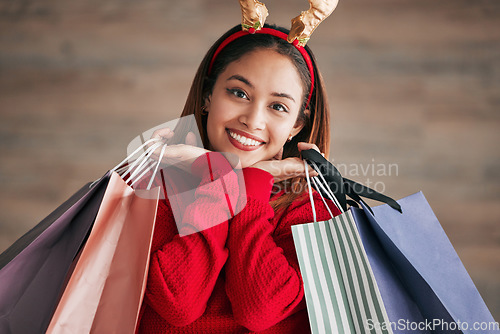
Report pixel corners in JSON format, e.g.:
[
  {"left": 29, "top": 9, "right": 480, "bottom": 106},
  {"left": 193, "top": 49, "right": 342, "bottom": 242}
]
[{"left": 137, "top": 152, "right": 341, "bottom": 333}]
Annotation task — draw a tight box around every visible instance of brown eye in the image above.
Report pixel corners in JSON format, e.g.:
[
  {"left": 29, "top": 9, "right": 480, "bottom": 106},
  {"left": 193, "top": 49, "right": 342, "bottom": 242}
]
[
  {"left": 227, "top": 88, "right": 248, "bottom": 100},
  {"left": 271, "top": 103, "right": 288, "bottom": 113}
]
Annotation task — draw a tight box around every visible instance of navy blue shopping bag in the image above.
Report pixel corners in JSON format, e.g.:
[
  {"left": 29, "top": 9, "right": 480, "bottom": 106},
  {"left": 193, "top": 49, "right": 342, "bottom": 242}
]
[{"left": 353, "top": 193, "right": 498, "bottom": 334}]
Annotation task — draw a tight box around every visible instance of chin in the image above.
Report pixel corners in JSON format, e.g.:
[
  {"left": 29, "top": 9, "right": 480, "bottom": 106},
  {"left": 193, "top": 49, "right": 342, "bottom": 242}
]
[
  {"left": 213, "top": 150, "right": 257, "bottom": 169},
  {"left": 238, "top": 157, "right": 257, "bottom": 169},
  {"left": 240, "top": 152, "right": 270, "bottom": 168}
]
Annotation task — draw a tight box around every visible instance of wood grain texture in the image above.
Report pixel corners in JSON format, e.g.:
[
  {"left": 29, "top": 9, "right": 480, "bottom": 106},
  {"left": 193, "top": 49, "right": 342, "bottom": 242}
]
[{"left": 1, "top": 0, "right": 499, "bottom": 321}]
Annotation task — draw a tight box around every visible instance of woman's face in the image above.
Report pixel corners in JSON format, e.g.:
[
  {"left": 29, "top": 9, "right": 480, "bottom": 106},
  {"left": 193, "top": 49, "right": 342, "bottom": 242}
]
[{"left": 206, "top": 48, "right": 306, "bottom": 168}]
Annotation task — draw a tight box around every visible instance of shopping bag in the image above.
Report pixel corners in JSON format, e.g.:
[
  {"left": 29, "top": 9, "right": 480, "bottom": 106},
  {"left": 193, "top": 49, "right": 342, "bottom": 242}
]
[
  {"left": 291, "top": 156, "right": 396, "bottom": 334},
  {"left": 293, "top": 149, "right": 498, "bottom": 334},
  {"left": 46, "top": 171, "right": 159, "bottom": 334},
  {"left": 292, "top": 208, "right": 394, "bottom": 334},
  {"left": 0, "top": 173, "right": 110, "bottom": 334},
  {"left": 0, "top": 182, "right": 96, "bottom": 270},
  {"left": 354, "top": 193, "right": 499, "bottom": 334},
  {"left": 351, "top": 206, "right": 428, "bottom": 334}
]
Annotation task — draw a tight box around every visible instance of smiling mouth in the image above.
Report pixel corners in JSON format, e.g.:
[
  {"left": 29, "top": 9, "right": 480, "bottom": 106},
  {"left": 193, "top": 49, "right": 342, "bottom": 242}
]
[{"left": 226, "top": 129, "right": 265, "bottom": 147}]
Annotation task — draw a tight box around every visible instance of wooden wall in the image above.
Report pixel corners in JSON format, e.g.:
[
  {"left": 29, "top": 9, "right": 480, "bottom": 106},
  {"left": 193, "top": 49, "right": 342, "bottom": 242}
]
[{"left": 1, "top": 0, "right": 499, "bottom": 321}]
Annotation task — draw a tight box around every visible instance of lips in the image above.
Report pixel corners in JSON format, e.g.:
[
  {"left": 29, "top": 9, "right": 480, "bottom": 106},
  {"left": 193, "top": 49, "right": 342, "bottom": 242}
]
[{"left": 226, "top": 128, "right": 265, "bottom": 151}]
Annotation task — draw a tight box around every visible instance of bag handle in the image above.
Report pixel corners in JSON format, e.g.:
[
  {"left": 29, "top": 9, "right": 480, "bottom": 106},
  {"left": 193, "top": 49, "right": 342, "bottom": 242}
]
[
  {"left": 304, "top": 160, "right": 317, "bottom": 222},
  {"left": 111, "top": 137, "right": 161, "bottom": 174},
  {"left": 301, "top": 149, "right": 402, "bottom": 213},
  {"left": 146, "top": 144, "right": 167, "bottom": 190},
  {"left": 123, "top": 141, "right": 163, "bottom": 183},
  {"left": 308, "top": 160, "right": 344, "bottom": 213},
  {"left": 304, "top": 160, "right": 344, "bottom": 223}
]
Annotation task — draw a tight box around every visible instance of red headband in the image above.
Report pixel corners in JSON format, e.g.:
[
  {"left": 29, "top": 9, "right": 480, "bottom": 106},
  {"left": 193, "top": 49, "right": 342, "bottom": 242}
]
[{"left": 208, "top": 27, "right": 314, "bottom": 108}]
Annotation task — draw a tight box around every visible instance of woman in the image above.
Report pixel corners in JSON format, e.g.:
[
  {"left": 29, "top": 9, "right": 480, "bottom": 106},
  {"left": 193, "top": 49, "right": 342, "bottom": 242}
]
[{"left": 137, "top": 23, "right": 341, "bottom": 333}]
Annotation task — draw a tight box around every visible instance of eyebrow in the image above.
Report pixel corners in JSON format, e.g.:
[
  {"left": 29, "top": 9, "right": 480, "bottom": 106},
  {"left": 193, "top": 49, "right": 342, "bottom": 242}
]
[
  {"left": 226, "top": 74, "right": 296, "bottom": 103},
  {"left": 271, "top": 92, "right": 295, "bottom": 103},
  {"left": 227, "top": 75, "right": 253, "bottom": 88}
]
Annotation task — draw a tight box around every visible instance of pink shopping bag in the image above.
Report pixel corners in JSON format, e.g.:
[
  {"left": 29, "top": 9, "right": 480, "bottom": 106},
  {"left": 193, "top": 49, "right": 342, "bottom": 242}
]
[{"left": 46, "top": 172, "right": 159, "bottom": 334}]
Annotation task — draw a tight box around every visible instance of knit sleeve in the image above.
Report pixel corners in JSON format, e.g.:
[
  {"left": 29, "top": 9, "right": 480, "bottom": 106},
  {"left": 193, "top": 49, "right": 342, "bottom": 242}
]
[
  {"left": 224, "top": 167, "right": 307, "bottom": 332},
  {"left": 143, "top": 152, "right": 239, "bottom": 327}
]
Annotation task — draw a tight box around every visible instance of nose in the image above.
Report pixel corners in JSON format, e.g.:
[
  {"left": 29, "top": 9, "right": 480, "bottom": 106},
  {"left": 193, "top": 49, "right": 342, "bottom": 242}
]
[{"left": 238, "top": 103, "right": 266, "bottom": 130}]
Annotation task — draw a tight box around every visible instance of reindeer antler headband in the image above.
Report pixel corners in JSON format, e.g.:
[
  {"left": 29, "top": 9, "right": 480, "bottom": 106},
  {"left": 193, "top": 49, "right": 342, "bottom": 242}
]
[
  {"left": 240, "top": 0, "right": 339, "bottom": 46},
  {"left": 209, "top": 0, "right": 339, "bottom": 108}
]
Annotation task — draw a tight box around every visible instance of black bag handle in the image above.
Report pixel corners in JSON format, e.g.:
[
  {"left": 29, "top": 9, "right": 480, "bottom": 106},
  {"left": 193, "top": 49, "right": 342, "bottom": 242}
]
[{"left": 301, "top": 149, "right": 402, "bottom": 213}]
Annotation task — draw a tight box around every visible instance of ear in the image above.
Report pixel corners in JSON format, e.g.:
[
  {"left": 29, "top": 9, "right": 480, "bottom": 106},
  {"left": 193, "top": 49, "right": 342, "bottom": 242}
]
[
  {"left": 204, "top": 95, "right": 212, "bottom": 110},
  {"left": 290, "top": 108, "right": 310, "bottom": 137}
]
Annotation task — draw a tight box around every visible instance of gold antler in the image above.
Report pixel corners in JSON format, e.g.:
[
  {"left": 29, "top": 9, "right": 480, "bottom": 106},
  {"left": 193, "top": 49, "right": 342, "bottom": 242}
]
[
  {"left": 239, "top": 0, "right": 269, "bottom": 32},
  {"left": 288, "top": 0, "right": 339, "bottom": 46}
]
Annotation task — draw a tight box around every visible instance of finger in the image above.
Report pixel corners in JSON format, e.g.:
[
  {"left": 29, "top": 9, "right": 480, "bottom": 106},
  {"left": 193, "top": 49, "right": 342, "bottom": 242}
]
[
  {"left": 308, "top": 166, "right": 319, "bottom": 177},
  {"left": 152, "top": 128, "right": 174, "bottom": 140},
  {"left": 282, "top": 158, "right": 318, "bottom": 178},
  {"left": 147, "top": 132, "right": 166, "bottom": 150},
  {"left": 297, "top": 142, "right": 320, "bottom": 153},
  {"left": 149, "top": 143, "right": 168, "bottom": 159},
  {"left": 148, "top": 153, "right": 163, "bottom": 166},
  {"left": 185, "top": 131, "right": 197, "bottom": 146}
]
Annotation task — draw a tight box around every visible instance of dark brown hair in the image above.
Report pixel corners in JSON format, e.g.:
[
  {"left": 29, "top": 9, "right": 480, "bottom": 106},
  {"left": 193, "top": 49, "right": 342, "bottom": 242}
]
[{"left": 178, "top": 24, "right": 331, "bottom": 212}]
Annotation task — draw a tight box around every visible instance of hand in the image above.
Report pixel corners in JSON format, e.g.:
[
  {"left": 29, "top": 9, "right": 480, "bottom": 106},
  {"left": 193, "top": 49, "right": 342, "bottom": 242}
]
[
  {"left": 250, "top": 142, "right": 322, "bottom": 183},
  {"left": 297, "top": 142, "right": 325, "bottom": 157},
  {"left": 148, "top": 127, "right": 210, "bottom": 172}
]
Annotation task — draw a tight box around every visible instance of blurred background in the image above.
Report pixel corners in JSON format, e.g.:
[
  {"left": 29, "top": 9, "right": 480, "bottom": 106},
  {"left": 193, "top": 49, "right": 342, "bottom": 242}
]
[{"left": 1, "top": 0, "right": 499, "bottom": 321}]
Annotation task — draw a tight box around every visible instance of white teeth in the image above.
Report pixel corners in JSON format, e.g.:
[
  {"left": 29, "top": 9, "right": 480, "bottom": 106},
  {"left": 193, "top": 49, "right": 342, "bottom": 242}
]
[{"left": 228, "top": 130, "right": 262, "bottom": 146}]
